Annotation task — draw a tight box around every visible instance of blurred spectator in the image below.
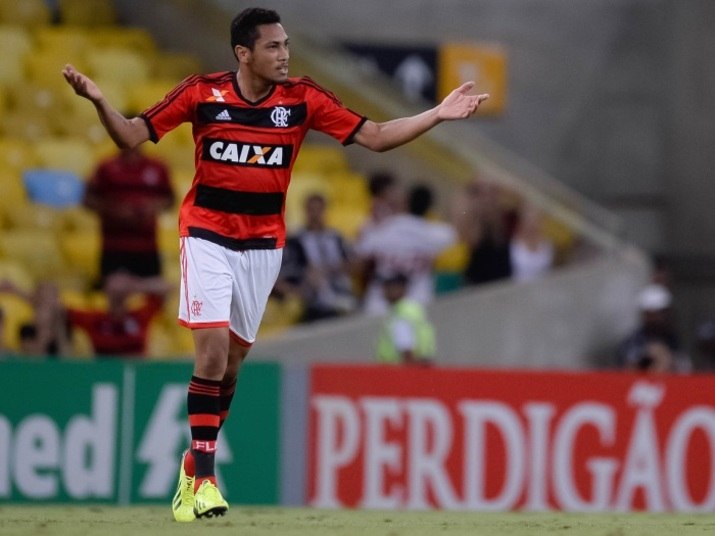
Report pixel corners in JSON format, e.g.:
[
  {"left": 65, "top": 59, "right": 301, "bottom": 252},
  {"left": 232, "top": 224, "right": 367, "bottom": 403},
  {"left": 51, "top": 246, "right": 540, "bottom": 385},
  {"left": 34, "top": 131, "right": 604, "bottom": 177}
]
[
  {"left": 0, "top": 307, "right": 10, "bottom": 359},
  {"left": 355, "top": 182, "right": 457, "bottom": 315},
  {"left": 694, "top": 320, "right": 715, "bottom": 372},
  {"left": 67, "top": 272, "right": 171, "bottom": 358},
  {"left": 376, "top": 272, "right": 434, "bottom": 365},
  {"left": 358, "top": 170, "right": 402, "bottom": 238},
  {"left": 616, "top": 284, "right": 692, "bottom": 373},
  {"left": 454, "top": 179, "right": 518, "bottom": 286},
  {"left": 509, "top": 204, "right": 555, "bottom": 282},
  {"left": 84, "top": 146, "right": 175, "bottom": 284},
  {"left": 0, "top": 280, "right": 72, "bottom": 358},
  {"left": 275, "top": 193, "right": 357, "bottom": 322}
]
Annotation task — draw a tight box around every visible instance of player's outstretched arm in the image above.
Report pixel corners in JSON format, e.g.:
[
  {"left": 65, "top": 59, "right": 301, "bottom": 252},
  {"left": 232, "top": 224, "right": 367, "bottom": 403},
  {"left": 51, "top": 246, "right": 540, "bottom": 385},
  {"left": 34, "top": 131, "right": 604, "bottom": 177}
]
[
  {"left": 353, "top": 81, "right": 489, "bottom": 152},
  {"left": 62, "top": 64, "right": 150, "bottom": 149}
]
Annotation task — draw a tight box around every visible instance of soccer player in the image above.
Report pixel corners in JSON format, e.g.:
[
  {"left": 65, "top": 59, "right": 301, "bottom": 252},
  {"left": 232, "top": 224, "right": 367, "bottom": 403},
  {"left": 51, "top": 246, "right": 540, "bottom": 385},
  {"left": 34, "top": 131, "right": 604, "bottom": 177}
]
[{"left": 63, "top": 7, "right": 489, "bottom": 522}]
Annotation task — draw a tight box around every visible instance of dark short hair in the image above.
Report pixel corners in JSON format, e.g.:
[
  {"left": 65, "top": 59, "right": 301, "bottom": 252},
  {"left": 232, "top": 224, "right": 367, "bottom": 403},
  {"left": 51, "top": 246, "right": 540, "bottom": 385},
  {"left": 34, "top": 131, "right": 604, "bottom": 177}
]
[
  {"left": 408, "top": 184, "right": 433, "bottom": 216},
  {"left": 230, "top": 7, "right": 281, "bottom": 52},
  {"left": 367, "top": 171, "right": 396, "bottom": 197}
]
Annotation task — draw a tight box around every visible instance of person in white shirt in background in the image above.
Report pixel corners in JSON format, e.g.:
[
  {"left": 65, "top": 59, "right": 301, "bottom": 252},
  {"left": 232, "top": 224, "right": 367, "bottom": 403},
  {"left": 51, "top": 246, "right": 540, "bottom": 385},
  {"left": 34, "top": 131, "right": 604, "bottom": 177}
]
[
  {"left": 356, "top": 183, "right": 457, "bottom": 315},
  {"left": 509, "top": 204, "right": 555, "bottom": 282}
]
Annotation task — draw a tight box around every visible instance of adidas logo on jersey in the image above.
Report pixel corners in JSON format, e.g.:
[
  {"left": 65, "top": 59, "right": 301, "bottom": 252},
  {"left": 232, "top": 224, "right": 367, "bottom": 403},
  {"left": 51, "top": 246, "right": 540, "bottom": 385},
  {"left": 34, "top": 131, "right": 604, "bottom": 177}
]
[{"left": 215, "top": 109, "right": 232, "bottom": 121}]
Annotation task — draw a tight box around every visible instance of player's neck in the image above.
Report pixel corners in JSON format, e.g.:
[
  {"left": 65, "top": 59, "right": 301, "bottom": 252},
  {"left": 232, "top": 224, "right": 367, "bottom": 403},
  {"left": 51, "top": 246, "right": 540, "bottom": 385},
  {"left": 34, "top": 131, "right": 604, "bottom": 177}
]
[{"left": 236, "top": 70, "right": 273, "bottom": 103}]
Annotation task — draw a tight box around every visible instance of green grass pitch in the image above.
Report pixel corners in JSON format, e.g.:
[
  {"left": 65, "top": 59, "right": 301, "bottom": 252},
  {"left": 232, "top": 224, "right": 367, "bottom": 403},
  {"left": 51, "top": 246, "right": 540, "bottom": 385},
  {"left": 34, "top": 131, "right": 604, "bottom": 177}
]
[{"left": 1, "top": 506, "right": 714, "bottom": 536}]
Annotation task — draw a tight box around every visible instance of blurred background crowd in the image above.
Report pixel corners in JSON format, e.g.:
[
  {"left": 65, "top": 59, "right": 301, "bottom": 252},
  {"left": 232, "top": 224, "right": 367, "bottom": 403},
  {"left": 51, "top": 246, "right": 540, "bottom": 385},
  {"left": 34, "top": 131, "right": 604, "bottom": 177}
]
[{"left": 0, "top": 0, "right": 714, "bottom": 374}]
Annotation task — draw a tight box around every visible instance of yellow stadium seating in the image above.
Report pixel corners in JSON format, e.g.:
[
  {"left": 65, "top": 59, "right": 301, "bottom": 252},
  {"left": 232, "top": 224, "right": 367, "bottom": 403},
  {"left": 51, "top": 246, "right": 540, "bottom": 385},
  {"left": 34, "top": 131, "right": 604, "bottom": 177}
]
[
  {"left": 0, "top": 258, "right": 35, "bottom": 294},
  {"left": 151, "top": 51, "right": 202, "bottom": 81},
  {"left": 125, "top": 79, "right": 178, "bottom": 115},
  {"left": 6, "top": 84, "right": 68, "bottom": 134},
  {"left": 0, "top": 170, "right": 29, "bottom": 218},
  {"left": 0, "top": 24, "right": 33, "bottom": 54},
  {"left": 3, "top": 202, "right": 63, "bottom": 232},
  {"left": 0, "top": 54, "right": 28, "bottom": 87},
  {"left": 87, "top": 27, "right": 156, "bottom": 55},
  {"left": 329, "top": 170, "right": 371, "bottom": 209},
  {"left": 25, "top": 51, "right": 87, "bottom": 90},
  {"left": 144, "top": 141, "right": 195, "bottom": 175},
  {"left": 158, "top": 212, "right": 180, "bottom": 263},
  {"left": 61, "top": 206, "right": 99, "bottom": 233},
  {"left": 293, "top": 144, "right": 350, "bottom": 175},
  {"left": 58, "top": 0, "right": 117, "bottom": 26},
  {"left": 0, "top": 0, "right": 51, "bottom": 27},
  {"left": 33, "top": 137, "right": 97, "bottom": 178},
  {"left": 434, "top": 241, "right": 470, "bottom": 272},
  {"left": 59, "top": 230, "right": 101, "bottom": 282},
  {"left": 85, "top": 47, "right": 151, "bottom": 88},
  {"left": 0, "top": 229, "right": 66, "bottom": 281},
  {"left": 0, "top": 26, "right": 33, "bottom": 85},
  {"left": 0, "top": 137, "right": 37, "bottom": 173},
  {"left": 0, "top": 109, "right": 54, "bottom": 139},
  {"left": 34, "top": 26, "right": 90, "bottom": 57},
  {"left": 325, "top": 205, "right": 369, "bottom": 241},
  {"left": 0, "top": 293, "right": 35, "bottom": 351}
]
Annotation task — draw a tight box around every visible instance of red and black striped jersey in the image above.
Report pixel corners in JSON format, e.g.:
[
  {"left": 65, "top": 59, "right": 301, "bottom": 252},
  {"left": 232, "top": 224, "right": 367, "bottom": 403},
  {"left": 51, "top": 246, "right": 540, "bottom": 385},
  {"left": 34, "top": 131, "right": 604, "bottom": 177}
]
[{"left": 140, "top": 72, "right": 366, "bottom": 249}]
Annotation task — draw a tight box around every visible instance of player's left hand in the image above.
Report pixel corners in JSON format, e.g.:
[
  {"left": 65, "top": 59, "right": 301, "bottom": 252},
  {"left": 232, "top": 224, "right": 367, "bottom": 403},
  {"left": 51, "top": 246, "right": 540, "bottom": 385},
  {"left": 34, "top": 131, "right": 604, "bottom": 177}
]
[{"left": 437, "top": 82, "right": 489, "bottom": 120}]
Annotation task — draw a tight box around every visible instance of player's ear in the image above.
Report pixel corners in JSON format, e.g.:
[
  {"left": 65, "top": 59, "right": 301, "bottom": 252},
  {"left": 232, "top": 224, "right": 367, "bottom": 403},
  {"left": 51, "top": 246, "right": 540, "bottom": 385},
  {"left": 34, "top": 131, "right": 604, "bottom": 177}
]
[{"left": 234, "top": 45, "right": 250, "bottom": 62}]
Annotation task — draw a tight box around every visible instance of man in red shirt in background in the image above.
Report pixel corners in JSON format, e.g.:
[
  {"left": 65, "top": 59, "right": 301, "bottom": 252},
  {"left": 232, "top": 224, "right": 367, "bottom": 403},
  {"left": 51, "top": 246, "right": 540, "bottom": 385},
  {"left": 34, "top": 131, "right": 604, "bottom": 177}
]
[
  {"left": 67, "top": 272, "right": 170, "bottom": 357},
  {"left": 84, "top": 146, "right": 175, "bottom": 283}
]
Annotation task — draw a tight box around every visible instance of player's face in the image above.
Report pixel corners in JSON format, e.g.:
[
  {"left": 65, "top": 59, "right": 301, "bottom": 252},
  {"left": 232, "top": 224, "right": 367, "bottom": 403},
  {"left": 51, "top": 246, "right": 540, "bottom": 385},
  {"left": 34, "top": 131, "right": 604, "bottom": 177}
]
[{"left": 247, "top": 23, "right": 290, "bottom": 83}]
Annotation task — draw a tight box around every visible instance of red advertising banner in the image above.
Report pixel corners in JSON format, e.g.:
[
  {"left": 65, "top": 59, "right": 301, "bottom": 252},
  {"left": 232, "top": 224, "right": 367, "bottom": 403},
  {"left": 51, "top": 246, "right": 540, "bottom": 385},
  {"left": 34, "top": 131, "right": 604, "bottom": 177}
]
[{"left": 308, "top": 365, "right": 715, "bottom": 512}]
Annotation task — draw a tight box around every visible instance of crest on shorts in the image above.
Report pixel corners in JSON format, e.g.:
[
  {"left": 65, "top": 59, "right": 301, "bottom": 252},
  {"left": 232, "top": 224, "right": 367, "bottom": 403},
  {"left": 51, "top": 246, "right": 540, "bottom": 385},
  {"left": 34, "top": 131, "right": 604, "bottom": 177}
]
[{"left": 191, "top": 299, "right": 203, "bottom": 317}]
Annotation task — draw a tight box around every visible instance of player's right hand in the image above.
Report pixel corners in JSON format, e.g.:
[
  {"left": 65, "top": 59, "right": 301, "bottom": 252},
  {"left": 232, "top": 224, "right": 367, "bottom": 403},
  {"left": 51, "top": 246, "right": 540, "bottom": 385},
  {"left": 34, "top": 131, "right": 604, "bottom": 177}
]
[{"left": 62, "top": 64, "right": 104, "bottom": 103}]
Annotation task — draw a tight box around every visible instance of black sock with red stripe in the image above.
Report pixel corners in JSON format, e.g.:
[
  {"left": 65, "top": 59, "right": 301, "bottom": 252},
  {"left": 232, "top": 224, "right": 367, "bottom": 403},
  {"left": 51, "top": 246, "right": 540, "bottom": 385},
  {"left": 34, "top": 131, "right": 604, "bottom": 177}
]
[
  {"left": 187, "top": 375, "right": 221, "bottom": 488},
  {"left": 219, "top": 377, "right": 237, "bottom": 430}
]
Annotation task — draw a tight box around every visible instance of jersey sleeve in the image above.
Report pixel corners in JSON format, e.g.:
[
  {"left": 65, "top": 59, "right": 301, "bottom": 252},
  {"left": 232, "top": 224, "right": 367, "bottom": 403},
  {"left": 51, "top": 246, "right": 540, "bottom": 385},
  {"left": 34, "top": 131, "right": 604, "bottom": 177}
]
[
  {"left": 140, "top": 75, "right": 197, "bottom": 143},
  {"left": 304, "top": 78, "right": 367, "bottom": 145}
]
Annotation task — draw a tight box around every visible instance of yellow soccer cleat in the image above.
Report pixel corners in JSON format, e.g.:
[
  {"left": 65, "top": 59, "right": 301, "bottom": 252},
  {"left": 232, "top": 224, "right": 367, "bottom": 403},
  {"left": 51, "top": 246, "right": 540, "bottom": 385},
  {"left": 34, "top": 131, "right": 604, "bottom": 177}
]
[
  {"left": 171, "top": 450, "right": 196, "bottom": 523},
  {"left": 193, "top": 479, "right": 229, "bottom": 519}
]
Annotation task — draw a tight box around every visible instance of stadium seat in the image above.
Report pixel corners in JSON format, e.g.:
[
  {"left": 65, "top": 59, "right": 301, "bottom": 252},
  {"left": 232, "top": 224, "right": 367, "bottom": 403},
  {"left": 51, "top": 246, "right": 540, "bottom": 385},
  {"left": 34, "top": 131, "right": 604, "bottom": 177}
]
[
  {"left": 6, "top": 84, "right": 68, "bottom": 133},
  {"left": 0, "top": 24, "right": 33, "bottom": 55},
  {"left": 32, "top": 137, "right": 97, "bottom": 178},
  {"left": 293, "top": 144, "right": 350, "bottom": 175},
  {"left": 146, "top": 318, "right": 177, "bottom": 359},
  {"left": 0, "top": 293, "right": 35, "bottom": 351},
  {"left": 329, "top": 171, "right": 371, "bottom": 208},
  {"left": 85, "top": 47, "right": 151, "bottom": 88},
  {"left": 0, "top": 26, "right": 32, "bottom": 85},
  {"left": 151, "top": 51, "right": 202, "bottom": 81},
  {"left": 59, "top": 230, "right": 100, "bottom": 281},
  {"left": 58, "top": 0, "right": 117, "bottom": 26},
  {"left": 3, "top": 201, "right": 63, "bottom": 232},
  {"left": 325, "top": 205, "right": 368, "bottom": 240},
  {"left": 22, "top": 169, "right": 85, "bottom": 208},
  {"left": 0, "top": 258, "right": 35, "bottom": 295},
  {"left": 34, "top": 26, "right": 90, "bottom": 58},
  {"left": 158, "top": 212, "right": 180, "bottom": 262},
  {"left": 434, "top": 241, "right": 470, "bottom": 272},
  {"left": 0, "top": 54, "right": 27, "bottom": 86},
  {"left": 0, "top": 137, "right": 37, "bottom": 173},
  {"left": 0, "top": 109, "right": 54, "bottom": 140},
  {"left": 0, "top": 170, "right": 29, "bottom": 218},
  {"left": 87, "top": 27, "right": 156, "bottom": 55},
  {"left": 61, "top": 206, "right": 99, "bottom": 233},
  {"left": 125, "top": 79, "right": 178, "bottom": 115},
  {"left": 25, "top": 51, "right": 90, "bottom": 91},
  {"left": 0, "top": 229, "right": 66, "bottom": 281},
  {"left": 0, "top": 0, "right": 51, "bottom": 27}
]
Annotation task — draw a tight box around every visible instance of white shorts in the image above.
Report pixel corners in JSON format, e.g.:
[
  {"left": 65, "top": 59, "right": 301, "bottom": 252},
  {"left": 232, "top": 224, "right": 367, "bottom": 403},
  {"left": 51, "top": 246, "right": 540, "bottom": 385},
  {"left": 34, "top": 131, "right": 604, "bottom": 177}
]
[{"left": 178, "top": 237, "right": 283, "bottom": 346}]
